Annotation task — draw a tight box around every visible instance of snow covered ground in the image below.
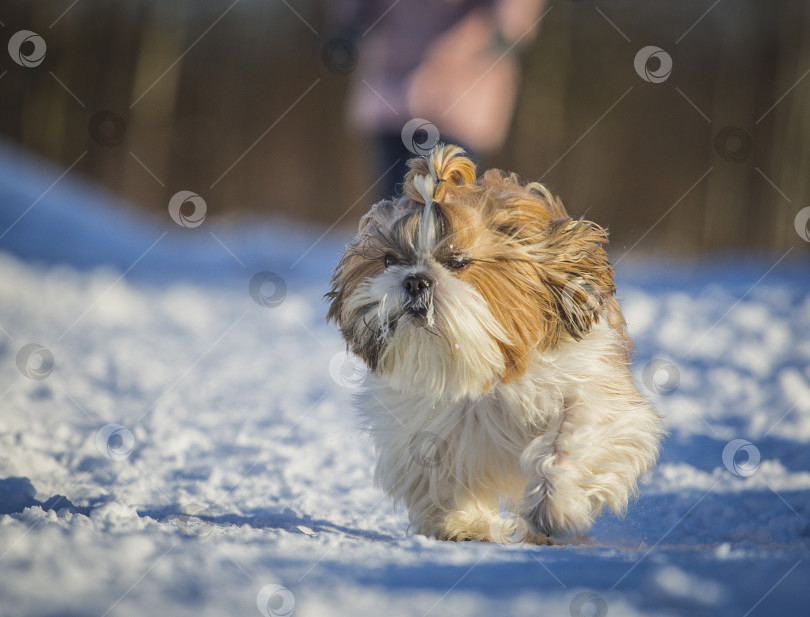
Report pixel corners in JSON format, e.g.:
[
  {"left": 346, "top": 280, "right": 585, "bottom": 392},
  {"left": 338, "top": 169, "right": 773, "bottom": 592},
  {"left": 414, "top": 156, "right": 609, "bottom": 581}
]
[{"left": 1, "top": 142, "right": 809, "bottom": 616}]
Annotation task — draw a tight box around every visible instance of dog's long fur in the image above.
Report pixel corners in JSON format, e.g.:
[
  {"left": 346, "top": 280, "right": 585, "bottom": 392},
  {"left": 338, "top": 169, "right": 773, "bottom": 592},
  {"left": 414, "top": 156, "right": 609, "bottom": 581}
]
[{"left": 327, "top": 145, "right": 663, "bottom": 543}]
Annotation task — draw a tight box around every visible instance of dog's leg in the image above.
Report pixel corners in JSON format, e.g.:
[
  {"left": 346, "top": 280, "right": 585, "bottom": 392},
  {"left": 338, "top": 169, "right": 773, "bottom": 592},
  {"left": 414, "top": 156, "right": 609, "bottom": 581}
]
[
  {"left": 393, "top": 457, "right": 532, "bottom": 543},
  {"left": 435, "top": 493, "right": 500, "bottom": 542},
  {"left": 427, "top": 488, "right": 553, "bottom": 544},
  {"left": 519, "top": 375, "right": 662, "bottom": 541},
  {"left": 394, "top": 466, "right": 501, "bottom": 542}
]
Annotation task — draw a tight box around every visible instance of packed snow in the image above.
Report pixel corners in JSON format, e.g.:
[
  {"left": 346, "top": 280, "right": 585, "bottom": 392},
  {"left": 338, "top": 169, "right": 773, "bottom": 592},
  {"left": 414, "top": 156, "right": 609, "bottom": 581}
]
[{"left": 1, "top": 142, "right": 808, "bottom": 616}]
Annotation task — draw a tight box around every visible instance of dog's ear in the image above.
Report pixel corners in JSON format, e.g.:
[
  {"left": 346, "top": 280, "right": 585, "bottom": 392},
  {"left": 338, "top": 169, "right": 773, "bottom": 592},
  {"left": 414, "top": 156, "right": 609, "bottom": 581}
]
[
  {"left": 540, "top": 218, "right": 616, "bottom": 341},
  {"left": 326, "top": 198, "right": 398, "bottom": 327},
  {"left": 480, "top": 178, "right": 617, "bottom": 350},
  {"left": 324, "top": 261, "right": 345, "bottom": 328}
]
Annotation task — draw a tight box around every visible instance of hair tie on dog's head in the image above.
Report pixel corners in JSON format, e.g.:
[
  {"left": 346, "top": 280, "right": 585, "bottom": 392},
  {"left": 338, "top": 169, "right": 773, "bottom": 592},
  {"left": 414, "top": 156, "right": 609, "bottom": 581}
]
[{"left": 402, "top": 144, "right": 476, "bottom": 205}]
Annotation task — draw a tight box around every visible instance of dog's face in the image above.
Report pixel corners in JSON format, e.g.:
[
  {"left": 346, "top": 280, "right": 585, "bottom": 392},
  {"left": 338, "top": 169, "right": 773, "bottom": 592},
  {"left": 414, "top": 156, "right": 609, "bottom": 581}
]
[{"left": 327, "top": 145, "right": 618, "bottom": 400}]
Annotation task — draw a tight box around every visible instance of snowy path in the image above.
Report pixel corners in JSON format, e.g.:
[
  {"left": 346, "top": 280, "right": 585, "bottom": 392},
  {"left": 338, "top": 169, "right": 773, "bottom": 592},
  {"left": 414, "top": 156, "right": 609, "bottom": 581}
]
[{"left": 1, "top": 146, "right": 809, "bottom": 616}]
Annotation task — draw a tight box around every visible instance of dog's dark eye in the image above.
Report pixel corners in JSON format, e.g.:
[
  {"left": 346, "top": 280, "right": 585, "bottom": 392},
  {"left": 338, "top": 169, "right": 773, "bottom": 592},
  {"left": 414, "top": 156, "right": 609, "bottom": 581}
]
[
  {"left": 446, "top": 256, "right": 470, "bottom": 271},
  {"left": 383, "top": 254, "right": 397, "bottom": 268}
]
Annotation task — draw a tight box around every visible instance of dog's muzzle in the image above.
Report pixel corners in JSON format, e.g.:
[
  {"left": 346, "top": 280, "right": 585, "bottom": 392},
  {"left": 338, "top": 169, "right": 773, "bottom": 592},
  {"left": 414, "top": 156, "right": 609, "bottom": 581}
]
[{"left": 403, "top": 273, "right": 433, "bottom": 317}]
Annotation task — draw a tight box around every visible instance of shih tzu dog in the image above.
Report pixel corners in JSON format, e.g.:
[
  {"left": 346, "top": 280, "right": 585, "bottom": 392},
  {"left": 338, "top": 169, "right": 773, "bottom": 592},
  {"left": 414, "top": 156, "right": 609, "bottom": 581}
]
[{"left": 327, "top": 144, "right": 663, "bottom": 544}]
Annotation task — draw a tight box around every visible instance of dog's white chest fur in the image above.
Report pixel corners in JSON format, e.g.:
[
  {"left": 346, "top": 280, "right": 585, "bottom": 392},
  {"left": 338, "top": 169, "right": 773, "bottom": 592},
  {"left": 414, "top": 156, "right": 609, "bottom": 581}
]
[{"left": 358, "top": 322, "right": 661, "bottom": 543}]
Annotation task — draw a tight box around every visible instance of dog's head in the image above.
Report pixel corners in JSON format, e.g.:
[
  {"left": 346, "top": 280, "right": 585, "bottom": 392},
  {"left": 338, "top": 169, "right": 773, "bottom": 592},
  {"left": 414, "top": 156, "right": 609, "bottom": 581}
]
[{"left": 327, "top": 144, "right": 619, "bottom": 400}]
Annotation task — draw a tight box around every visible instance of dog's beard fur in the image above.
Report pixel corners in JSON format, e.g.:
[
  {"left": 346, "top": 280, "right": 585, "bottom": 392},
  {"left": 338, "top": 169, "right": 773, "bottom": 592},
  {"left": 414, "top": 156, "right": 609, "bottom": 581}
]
[
  {"left": 326, "top": 145, "right": 664, "bottom": 543},
  {"left": 346, "top": 267, "right": 510, "bottom": 400}
]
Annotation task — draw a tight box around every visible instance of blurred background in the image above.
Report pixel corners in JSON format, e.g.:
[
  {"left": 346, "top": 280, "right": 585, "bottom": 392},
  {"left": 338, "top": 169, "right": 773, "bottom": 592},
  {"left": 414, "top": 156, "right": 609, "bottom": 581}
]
[{"left": 1, "top": 0, "right": 809, "bottom": 257}]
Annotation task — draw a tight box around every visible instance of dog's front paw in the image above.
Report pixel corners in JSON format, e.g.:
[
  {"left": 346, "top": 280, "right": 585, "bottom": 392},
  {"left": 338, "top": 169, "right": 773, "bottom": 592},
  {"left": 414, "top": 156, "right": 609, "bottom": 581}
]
[
  {"left": 522, "top": 478, "right": 595, "bottom": 540},
  {"left": 434, "top": 510, "right": 554, "bottom": 545},
  {"left": 488, "top": 513, "right": 554, "bottom": 546},
  {"left": 434, "top": 510, "right": 495, "bottom": 542}
]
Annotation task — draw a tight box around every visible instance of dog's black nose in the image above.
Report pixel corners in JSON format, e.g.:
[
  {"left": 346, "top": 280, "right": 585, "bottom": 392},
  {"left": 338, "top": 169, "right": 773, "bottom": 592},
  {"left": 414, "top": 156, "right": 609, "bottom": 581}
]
[{"left": 403, "top": 274, "right": 432, "bottom": 297}]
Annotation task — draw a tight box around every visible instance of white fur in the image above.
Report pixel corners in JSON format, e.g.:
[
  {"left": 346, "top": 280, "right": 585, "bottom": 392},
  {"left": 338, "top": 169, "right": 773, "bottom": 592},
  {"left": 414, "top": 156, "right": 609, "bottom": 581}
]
[
  {"left": 344, "top": 258, "right": 512, "bottom": 401},
  {"left": 417, "top": 201, "right": 439, "bottom": 256},
  {"left": 411, "top": 174, "right": 437, "bottom": 210},
  {"left": 357, "top": 317, "right": 662, "bottom": 543}
]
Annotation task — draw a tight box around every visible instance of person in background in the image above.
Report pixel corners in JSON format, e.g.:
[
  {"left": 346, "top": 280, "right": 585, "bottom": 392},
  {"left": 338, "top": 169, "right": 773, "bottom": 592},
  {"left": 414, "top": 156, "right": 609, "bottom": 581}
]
[{"left": 332, "top": 0, "right": 546, "bottom": 198}]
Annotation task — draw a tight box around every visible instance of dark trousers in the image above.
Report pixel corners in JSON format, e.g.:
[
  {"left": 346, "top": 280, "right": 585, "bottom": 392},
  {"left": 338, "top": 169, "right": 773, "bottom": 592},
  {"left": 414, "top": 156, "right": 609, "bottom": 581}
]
[{"left": 374, "top": 133, "right": 478, "bottom": 201}]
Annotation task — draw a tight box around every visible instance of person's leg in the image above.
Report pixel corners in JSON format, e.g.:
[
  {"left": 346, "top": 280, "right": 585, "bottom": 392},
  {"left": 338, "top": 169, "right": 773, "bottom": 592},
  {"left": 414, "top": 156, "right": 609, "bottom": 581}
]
[{"left": 374, "top": 133, "right": 412, "bottom": 200}]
